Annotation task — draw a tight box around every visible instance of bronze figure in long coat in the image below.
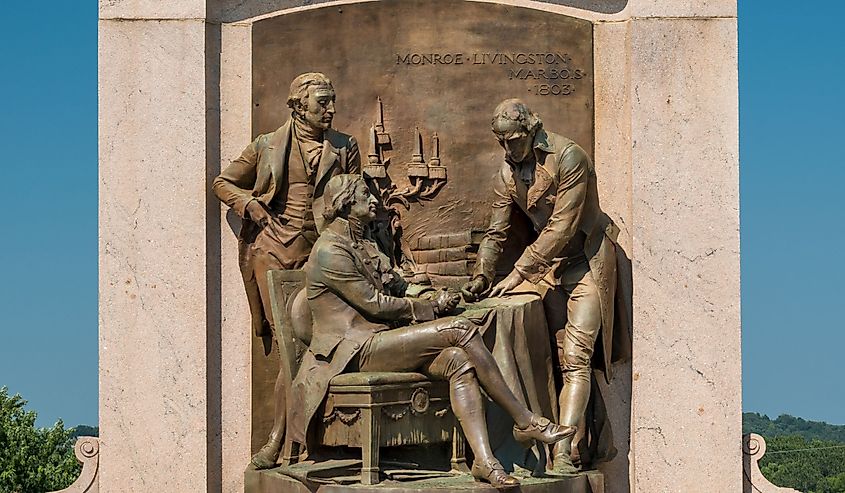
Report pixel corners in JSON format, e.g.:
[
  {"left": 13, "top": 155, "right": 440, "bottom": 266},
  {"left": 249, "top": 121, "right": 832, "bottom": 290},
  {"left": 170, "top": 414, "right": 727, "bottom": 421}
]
[
  {"left": 213, "top": 100, "right": 360, "bottom": 338},
  {"left": 463, "top": 99, "right": 628, "bottom": 473},
  {"left": 212, "top": 73, "right": 360, "bottom": 469}
]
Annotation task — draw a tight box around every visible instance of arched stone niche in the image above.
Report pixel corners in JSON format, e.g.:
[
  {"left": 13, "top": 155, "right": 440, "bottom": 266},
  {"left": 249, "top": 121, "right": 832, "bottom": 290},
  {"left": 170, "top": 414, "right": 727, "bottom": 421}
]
[
  {"left": 208, "top": 0, "right": 628, "bottom": 23},
  {"left": 222, "top": 2, "right": 634, "bottom": 493}
]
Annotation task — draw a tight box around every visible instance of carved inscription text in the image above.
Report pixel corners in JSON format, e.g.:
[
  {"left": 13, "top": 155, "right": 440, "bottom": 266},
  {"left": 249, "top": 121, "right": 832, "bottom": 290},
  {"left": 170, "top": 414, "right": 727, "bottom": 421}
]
[{"left": 395, "top": 52, "right": 588, "bottom": 96}]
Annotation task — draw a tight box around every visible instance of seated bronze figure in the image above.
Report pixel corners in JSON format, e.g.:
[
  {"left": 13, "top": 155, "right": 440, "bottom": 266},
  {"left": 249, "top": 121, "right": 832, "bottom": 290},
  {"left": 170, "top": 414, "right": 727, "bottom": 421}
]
[{"left": 288, "top": 174, "right": 575, "bottom": 488}]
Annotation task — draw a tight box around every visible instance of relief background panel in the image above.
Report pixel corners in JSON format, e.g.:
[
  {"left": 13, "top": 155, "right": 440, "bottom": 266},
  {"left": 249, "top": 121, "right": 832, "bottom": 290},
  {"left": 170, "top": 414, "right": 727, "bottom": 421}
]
[{"left": 252, "top": 0, "right": 595, "bottom": 245}]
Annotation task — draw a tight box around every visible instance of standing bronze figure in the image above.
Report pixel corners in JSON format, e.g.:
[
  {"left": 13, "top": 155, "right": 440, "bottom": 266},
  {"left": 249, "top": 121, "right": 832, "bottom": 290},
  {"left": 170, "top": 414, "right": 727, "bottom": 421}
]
[
  {"left": 213, "top": 73, "right": 360, "bottom": 468},
  {"left": 462, "top": 99, "right": 620, "bottom": 474},
  {"left": 289, "top": 174, "right": 574, "bottom": 488}
]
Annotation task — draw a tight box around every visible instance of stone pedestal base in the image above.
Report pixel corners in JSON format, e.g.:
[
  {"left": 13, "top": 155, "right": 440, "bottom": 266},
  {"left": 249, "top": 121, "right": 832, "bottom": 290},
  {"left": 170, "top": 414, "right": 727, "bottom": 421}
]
[{"left": 245, "top": 467, "right": 604, "bottom": 493}]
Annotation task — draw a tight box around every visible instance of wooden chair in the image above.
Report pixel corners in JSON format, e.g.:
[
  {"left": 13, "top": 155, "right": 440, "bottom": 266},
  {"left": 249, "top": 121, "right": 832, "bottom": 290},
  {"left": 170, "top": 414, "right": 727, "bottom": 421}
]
[{"left": 266, "top": 269, "right": 468, "bottom": 485}]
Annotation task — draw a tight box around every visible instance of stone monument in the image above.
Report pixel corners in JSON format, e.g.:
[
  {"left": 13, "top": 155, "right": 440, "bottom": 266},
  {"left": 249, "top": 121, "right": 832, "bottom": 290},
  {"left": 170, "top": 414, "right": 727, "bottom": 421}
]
[{"left": 97, "top": 1, "right": 740, "bottom": 492}]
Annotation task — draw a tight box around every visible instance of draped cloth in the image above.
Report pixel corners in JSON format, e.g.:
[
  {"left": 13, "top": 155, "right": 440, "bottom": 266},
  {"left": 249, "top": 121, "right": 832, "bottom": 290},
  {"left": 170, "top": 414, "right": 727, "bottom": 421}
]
[
  {"left": 461, "top": 293, "right": 557, "bottom": 473},
  {"left": 462, "top": 292, "right": 615, "bottom": 473}
]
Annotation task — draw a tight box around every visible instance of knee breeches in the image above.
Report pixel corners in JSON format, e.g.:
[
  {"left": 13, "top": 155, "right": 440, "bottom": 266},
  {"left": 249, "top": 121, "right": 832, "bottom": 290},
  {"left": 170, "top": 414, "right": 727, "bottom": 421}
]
[
  {"left": 544, "top": 258, "right": 602, "bottom": 385},
  {"left": 356, "top": 317, "right": 478, "bottom": 380}
]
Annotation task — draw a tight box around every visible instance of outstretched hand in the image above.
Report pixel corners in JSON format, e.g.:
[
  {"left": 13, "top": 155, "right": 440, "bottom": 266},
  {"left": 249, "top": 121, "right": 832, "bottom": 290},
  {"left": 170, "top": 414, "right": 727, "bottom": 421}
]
[
  {"left": 489, "top": 270, "right": 524, "bottom": 298},
  {"left": 460, "top": 277, "right": 489, "bottom": 302}
]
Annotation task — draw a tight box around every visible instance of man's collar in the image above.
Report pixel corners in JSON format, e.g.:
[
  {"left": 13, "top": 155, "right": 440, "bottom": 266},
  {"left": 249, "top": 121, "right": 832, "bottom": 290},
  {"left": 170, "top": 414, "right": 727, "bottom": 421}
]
[
  {"left": 505, "top": 128, "right": 553, "bottom": 168},
  {"left": 532, "top": 128, "right": 552, "bottom": 153},
  {"left": 328, "top": 217, "right": 349, "bottom": 236},
  {"left": 291, "top": 113, "right": 325, "bottom": 142},
  {"left": 327, "top": 217, "right": 365, "bottom": 243}
]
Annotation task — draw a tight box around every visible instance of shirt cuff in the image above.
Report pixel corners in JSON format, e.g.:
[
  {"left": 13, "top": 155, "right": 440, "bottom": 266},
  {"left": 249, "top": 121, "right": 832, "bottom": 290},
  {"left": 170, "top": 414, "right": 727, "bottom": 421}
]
[
  {"left": 408, "top": 298, "right": 436, "bottom": 322},
  {"left": 514, "top": 247, "right": 552, "bottom": 284}
]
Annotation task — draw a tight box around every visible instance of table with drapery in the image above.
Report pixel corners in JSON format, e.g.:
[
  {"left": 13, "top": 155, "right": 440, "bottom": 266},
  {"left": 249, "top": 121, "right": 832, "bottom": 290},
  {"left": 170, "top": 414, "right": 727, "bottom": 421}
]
[
  {"left": 271, "top": 290, "right": 610, "bottom": 487},
  {"left": 460, "top": 291, "right": 559, "bottom": 475}
]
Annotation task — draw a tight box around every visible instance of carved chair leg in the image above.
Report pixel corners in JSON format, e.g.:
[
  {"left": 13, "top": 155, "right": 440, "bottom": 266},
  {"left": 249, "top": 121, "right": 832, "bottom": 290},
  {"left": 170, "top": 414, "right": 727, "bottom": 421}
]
[
  {"left": 451, "top": 421, "right": 470, "bottom": 473},
  {"left": 360, "top": 407, "right": 381, "bottom": 485}
]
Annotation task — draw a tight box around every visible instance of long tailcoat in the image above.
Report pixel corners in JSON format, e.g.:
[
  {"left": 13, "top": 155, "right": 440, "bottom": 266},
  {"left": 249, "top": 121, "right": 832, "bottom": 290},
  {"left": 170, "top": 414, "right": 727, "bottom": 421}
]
[
  {"left": 288, "top": 218, "right": 435, "bottom": 446},
  {"left": 212, "top": 119, "right": 360, "bottom": 336},
  {"left": 473, "top": 129, "right": 627, "bottom": 383}
]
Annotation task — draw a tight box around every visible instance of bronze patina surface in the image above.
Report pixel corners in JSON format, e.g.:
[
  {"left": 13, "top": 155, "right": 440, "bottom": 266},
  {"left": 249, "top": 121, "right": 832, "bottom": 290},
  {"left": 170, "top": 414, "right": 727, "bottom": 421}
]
[
  {"left": 215, "top": 72, "right": 361, "bottom": 468},
  {"left": 246, "top": 465, "right": 605, "bottom": 493},
  {"left": 285, "top": 174, "right": 573, "bottom": 488},
  {"left": 250, "top": 3, "right": 597, "bottom": 456},
  {"left": 461, "top": 100, "right": 629, "bottom": 473},
  {"left": 252, "top": 0, "right": 594, "bottom": 242}
]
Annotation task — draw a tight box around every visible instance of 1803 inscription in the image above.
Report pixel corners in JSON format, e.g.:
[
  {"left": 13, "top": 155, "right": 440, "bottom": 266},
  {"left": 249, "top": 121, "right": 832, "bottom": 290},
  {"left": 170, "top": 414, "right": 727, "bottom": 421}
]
[{"left": 395, "top": 52, "right": 587, "bottom": 97}]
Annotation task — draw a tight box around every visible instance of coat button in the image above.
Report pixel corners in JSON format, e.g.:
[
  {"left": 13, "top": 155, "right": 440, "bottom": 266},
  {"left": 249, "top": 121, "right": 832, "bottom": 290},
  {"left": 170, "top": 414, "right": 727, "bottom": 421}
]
[{"left": 353, "top": 343, "right": 361, "bottom": 350}]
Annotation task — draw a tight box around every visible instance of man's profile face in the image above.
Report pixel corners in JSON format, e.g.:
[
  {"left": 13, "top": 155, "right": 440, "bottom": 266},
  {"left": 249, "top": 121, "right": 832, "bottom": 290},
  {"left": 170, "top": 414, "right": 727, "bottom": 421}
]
[
  {"left": 348, "top": 181, "right": 378, "bottom": 223},
  {"left": 493, "top": 118, "right": 535, "bottom": 163},
  {"left": 297, "top": 84, "right": 336, "bottom": 130}
]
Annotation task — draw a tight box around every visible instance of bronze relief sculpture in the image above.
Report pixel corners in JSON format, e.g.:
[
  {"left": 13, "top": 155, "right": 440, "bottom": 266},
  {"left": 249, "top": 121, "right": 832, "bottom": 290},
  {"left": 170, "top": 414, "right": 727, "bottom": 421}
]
[
  {"left": 289, "top": 174, "right": 574, "bottom": 488},
  {"left": 213, "top": 73, "right": 361, "bottom": 469},
  {"left": 224, "top": 75, "right": 623, "bottom": 493},
  {"left": 462, "top": 99, "right": 624, "bottom": 474}
]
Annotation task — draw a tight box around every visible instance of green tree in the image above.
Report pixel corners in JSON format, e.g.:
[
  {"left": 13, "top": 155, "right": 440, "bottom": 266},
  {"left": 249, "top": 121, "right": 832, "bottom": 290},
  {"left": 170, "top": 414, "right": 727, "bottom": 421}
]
[
  {"left": 0, "top": 387, "right": 80, "bottom": 493},
  {"left": 745, "top": 413, "right": 845, "bottom": 492},
  {"left": 758, "top": 435, "right": 845, "bottom": 493}
]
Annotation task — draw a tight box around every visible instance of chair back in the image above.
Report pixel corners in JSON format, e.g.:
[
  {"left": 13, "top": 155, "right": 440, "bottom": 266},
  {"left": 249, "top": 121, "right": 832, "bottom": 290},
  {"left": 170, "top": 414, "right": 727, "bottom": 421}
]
[{"left": 266, "top": 269, "right": 307, "bottom": 391}]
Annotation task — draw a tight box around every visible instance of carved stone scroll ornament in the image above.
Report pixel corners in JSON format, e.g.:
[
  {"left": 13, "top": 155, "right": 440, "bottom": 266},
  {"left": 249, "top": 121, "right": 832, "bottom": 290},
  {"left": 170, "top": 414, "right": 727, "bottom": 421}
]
[
  {"left": 742, "top": 433, "right": 799, "bottom": 493},
  {"left": 49, "top": 437, "right": 100, "bottom": 493}
]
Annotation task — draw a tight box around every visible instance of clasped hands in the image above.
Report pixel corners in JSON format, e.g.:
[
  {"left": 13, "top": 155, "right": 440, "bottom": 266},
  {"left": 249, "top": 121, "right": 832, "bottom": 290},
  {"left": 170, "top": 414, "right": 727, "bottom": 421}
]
[
  {"left": 430, "top": 267, "right": 523, "bottom": 315},
  {"left": 460, "top": 269, "right": 524, "bottom": 302},
  {"left": 249, "top": 198, "right": 524, "bottom": 309},
  {"left": 431, "top": 289, "right": 461, "bottom": 316}
]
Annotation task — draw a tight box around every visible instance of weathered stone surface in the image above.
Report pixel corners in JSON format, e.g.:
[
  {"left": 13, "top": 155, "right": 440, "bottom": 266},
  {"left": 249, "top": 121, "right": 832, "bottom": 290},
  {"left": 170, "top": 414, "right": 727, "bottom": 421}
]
[
  {"left": 532, "top": 0, "right": 627, "bottom": 14},
  {"left": 99, "top": 0, "right": 206, "bottom": 20},
  {"left": 593, "top": 20, "right": 633, "bottom": 493},
  {"left": 213, "top": 0, "right": 629, "bottom": 23},
  {"left": 219, "top": 22, "right": 254, "bottom": 493},
  {"left": 628, "top": 16, "right": 740, "bottom": 493},
  {"left": 625, "top": 0, "right": 736, "bottom": 18},
  {"left": 97, "top": 2, "right": 741, "bottom": 493},
  {"left": 214, "top": 0, "right": 337, "bottom": 23},
  {"left": 99, "top": 18, "right": 211, "bottom": 491},
  {"left": 743, "top": 434, "right": 800, "bottom": 493}
]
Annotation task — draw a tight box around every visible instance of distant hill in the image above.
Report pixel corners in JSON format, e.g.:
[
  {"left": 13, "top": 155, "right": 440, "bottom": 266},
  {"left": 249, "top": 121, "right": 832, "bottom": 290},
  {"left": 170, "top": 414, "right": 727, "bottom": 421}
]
[
  {"left": 744, "top": 412, "right": 845, "bottom": 443},
  {"left": 70, "top": 425, "right": 99, "bottom": 439}
]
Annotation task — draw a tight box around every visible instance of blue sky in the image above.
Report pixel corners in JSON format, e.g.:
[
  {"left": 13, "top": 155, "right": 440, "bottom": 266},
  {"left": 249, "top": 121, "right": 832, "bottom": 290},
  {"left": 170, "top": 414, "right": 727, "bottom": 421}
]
[
  {"left": 740, "top": 2, "right": 845, "bottom": 424},
  {"left": 0, "top": 3, "right": 98, "bottom": 427},
  {"left": 0, "top": 2, "right": 843, "bottom": 428}
]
